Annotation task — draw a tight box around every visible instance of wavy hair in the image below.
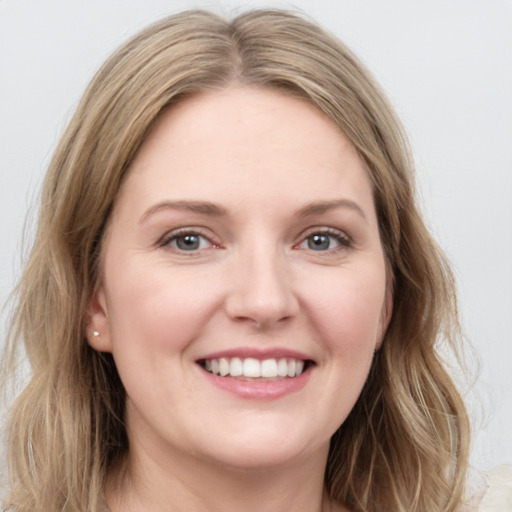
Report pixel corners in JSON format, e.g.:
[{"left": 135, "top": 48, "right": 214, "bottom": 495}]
[{"left": 2, "top": 9, "right": 469, "bottom": 511}]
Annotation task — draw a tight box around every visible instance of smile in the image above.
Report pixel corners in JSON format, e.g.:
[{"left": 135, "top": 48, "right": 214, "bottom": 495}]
[{"left": 200, "top": 357, "right": 309, "bottom": 379}]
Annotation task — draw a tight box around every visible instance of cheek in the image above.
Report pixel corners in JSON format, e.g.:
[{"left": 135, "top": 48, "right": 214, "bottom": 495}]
[
  {"left": 303, "top": 264, "right": 387, "bottom": 355},
  {"left": 104, "top": 262, "right": 220, "bottom": 360}
]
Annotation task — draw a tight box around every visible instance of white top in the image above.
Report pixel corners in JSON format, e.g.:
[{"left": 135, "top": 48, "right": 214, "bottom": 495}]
[{"left": 466, "top": 465, "right": 512, "bottom": 511}]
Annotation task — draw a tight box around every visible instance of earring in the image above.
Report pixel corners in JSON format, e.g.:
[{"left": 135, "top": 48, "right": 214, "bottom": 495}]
[{"left": 92, "top": 331, "right": 100, "bottom": 337}]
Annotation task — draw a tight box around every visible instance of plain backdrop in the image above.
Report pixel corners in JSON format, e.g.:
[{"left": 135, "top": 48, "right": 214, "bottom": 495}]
[{"left": 1, "top": 0, "right": 511, "bottom": 472}]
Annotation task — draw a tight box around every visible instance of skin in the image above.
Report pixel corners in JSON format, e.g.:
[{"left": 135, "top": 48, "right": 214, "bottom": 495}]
[{"left": 88, "top": 86, "right": 391, "bottom": 512}]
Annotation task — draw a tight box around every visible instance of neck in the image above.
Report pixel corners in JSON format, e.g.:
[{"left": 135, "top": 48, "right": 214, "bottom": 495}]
[{"left": 106, "top": 443, "right": 341, "bottom": 512}]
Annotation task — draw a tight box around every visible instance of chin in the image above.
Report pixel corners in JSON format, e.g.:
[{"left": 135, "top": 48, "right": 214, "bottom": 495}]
[
  {"left": 205, "top": 445, "right": 313, "bottom": 472},
  {"left": 191, "top": 420, "right": 330, "bottom": 472}
]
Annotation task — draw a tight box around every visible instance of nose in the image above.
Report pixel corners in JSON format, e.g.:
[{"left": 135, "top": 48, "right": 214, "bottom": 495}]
[{"left": 225, "top": 247, "right": 299, "bottom": 330}]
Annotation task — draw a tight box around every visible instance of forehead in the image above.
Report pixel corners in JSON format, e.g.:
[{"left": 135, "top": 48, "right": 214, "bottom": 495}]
[{"left": 114, "top": 86, "right": 375, "bottom": 220}]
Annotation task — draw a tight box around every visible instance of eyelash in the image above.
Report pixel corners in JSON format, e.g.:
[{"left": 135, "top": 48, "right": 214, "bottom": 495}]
[{"left": 157, "top": 227, "right": 352, "bottom": 254}]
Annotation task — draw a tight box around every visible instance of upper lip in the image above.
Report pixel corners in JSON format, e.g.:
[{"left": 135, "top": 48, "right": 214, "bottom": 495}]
[{"left": 197, "top": 347, "right": 313, "bottom": 362}]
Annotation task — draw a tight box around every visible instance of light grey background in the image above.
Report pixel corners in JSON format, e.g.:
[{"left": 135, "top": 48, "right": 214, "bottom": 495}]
[{"left": 1, "top": 0, "right": 511, "bottom": 471}]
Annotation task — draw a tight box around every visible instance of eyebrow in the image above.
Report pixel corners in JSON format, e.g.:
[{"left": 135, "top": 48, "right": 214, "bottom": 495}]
[
  {"left": 295, "top": 199, "right": 368, "bottom": 222},
  {"left": 139, "top": 200, "right": 228, "bottom": 223},
  {"left": 139, "top": 198, "right": 367, "bottom": 224}
]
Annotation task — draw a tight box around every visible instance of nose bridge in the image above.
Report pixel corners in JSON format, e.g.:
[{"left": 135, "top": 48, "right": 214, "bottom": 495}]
[{"left": 226, "top": 238, "right": 297, "bottom": 327}]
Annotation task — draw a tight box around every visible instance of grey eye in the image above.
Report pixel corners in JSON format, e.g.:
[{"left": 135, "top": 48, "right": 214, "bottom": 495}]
[
  {"left": 170, "top": 233, "right": 210, "bottom": 251},
  {"left": 176, "top": 234, "right": 200, "bottom": 250},
  {"left": 307, "top": 234, "right": 334, "bottom": 251}
]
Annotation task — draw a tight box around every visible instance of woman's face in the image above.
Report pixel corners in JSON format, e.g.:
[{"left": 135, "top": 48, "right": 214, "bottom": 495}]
[{"left": 88, "top": 86, "right": 391, "bottom": 471}]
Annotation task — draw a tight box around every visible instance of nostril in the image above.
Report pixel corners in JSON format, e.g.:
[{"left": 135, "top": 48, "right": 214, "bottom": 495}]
[{"left": 231, "top": 314, "right": 293, "bottom": 331}]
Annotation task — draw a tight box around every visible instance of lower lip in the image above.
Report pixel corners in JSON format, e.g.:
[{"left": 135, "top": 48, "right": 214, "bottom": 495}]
[{"left": 199, "top": 366, "right": 312, "bottom": 400}]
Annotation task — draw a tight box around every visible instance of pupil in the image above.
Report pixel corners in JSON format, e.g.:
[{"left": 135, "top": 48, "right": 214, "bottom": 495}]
[
  {"left": 308, "top": 234, "right": 330, "bottom": 250},
  {"left": 177, "top": 235, "right": 200, "bottom": 251}
]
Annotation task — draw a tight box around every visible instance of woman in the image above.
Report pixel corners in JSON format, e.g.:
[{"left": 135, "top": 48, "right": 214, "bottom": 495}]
[{"left": 2, "top": 9, "right": 473, "bottom": 511}]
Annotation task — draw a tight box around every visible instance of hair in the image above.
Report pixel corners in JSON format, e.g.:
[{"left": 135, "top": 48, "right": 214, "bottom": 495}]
[{"left": 2, "top": 8, "right": 470, "bottom": 512}]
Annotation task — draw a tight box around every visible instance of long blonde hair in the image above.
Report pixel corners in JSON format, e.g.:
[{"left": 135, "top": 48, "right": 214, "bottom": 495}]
[{"left": 2, "top": 9, "right": 469, "bottom": 511}]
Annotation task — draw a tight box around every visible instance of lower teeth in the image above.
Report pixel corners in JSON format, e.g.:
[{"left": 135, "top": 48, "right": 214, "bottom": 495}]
[{"left": 208, "top": 372, "right": 293, "bottom": 381}]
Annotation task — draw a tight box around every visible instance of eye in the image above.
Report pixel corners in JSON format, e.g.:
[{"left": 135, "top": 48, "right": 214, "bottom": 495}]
[
  {"left": 297, "top": 229, "right": 351, "bottom": 252},
  {"left": 159, "top": 230, "right": 214, "bottom": 252},
  {"left": 306, "top": 233, "right": 335, "bottom": 251}
]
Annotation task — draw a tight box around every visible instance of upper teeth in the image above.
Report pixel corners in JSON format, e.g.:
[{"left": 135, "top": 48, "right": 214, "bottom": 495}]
[{"left": 203, "top": 357, "right": 305, "bottom": 378}]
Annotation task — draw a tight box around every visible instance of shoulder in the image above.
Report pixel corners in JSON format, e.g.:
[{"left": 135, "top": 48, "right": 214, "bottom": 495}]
[{"left": 476, "top": 465, "right": 512, "bottom": 512}]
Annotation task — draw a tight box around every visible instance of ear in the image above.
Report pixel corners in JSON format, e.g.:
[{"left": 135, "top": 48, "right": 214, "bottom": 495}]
[
  {"left": 85, "top": 284, "right": 113, "bottom": 353},
  {"left": 376, "top": 287, "right": 393, "bottom": 350}
]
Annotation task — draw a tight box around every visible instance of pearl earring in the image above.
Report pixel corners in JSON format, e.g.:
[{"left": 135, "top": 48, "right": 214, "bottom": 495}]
[{"left": 92, "top": 331, "right": 100, "bottom": 337}]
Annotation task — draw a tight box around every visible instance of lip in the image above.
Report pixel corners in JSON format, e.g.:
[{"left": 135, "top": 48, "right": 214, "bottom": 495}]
[
  {"left": 199, "top": 365, "right": 312, "bottom": 399},
  {"left": 195, "top": 347, "right": 314, "bottom": 400}
]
